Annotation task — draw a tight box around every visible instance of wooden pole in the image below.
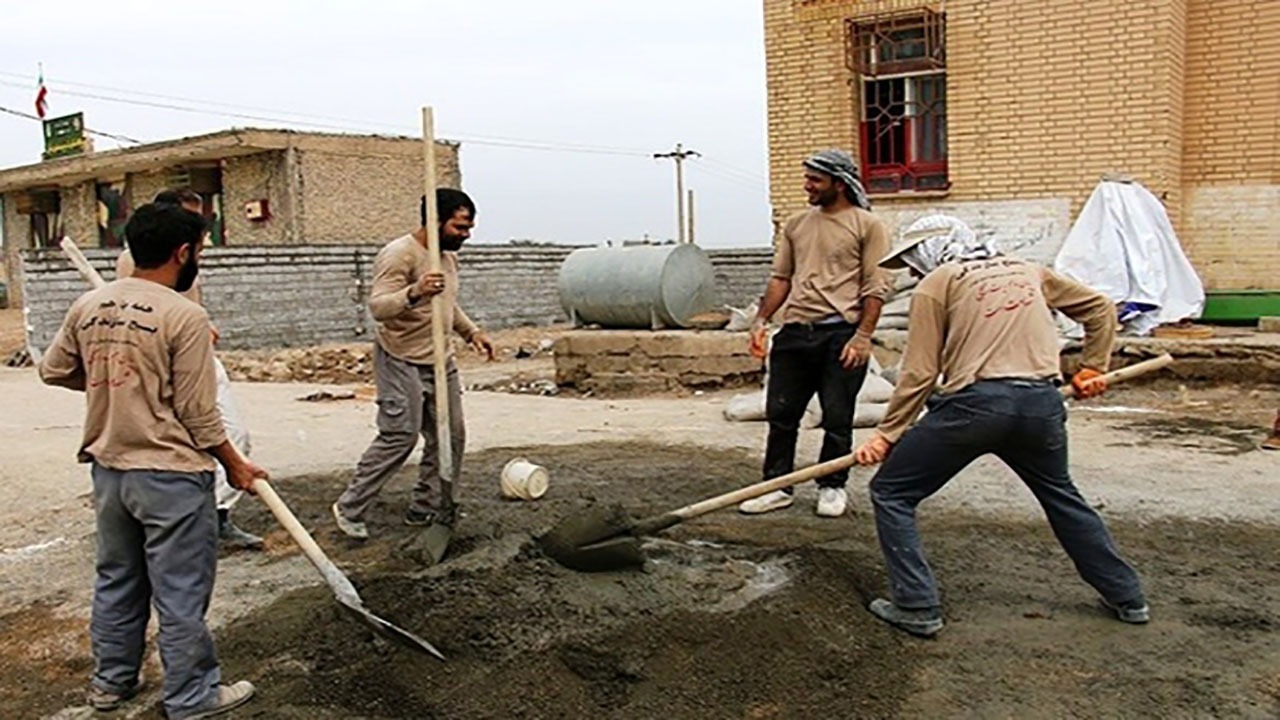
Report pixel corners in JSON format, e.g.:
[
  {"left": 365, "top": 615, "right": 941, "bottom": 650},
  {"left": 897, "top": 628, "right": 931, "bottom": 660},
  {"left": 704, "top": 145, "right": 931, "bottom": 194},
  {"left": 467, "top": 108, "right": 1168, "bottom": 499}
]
[{"left": 421, "top": 107, "right": 454, "bottom": 489}]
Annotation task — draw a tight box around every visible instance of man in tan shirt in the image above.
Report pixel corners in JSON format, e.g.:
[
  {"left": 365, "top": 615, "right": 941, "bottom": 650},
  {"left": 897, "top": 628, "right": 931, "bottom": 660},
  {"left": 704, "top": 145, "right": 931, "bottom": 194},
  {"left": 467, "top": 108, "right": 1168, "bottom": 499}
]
[
  {"left": 851, "top": 225, "right": 1147, "bottom": 637},
  {"left": 40, "top": 202, "right": 262, "bottom": 718},
  {"left": 332, "top": 189, "right": 493, "bottom": 539},
  {"left": 116, "top": 188, "right": 262, "bottom": 551},
  {"left": 740, "top": 149, "right": 890, "bottom": 518}
]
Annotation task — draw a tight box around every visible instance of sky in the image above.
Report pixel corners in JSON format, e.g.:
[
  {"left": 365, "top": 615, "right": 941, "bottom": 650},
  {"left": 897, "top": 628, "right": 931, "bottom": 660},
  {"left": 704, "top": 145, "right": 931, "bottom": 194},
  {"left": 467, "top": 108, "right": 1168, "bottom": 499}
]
[{"left": 0, "top": 0, "right": 772, "bottom": 248}]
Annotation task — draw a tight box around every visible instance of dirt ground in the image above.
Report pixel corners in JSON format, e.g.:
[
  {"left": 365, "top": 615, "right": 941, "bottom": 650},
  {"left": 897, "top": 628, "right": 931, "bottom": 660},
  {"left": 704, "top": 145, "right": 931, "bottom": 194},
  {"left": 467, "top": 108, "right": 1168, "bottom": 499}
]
[
  {"left": 3, "top": 442, "right": 1278, "bottom": 719},
  {"left": 0, "top": 360, "right": 1277, "bottom": 719}
]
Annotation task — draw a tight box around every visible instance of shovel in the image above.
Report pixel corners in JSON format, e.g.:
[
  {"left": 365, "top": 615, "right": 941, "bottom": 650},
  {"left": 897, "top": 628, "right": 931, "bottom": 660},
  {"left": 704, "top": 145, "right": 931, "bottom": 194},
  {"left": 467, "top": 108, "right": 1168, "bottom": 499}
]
[
  {"left": 541, "top": 353, "right": 1175, "bottom": 572},
  {"left": 255, "top": 479, "right": 446, "bottom": 659},
  {"left": 413, "top": 105, "right": 457, "bottom": 566}
]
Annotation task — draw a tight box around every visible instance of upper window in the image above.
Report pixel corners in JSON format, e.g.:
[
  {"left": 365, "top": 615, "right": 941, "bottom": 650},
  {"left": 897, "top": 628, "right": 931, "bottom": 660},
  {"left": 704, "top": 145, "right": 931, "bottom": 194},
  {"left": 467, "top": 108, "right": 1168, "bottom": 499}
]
[{"left": 847, "top": 11, "right": 949, "bottom": 193}]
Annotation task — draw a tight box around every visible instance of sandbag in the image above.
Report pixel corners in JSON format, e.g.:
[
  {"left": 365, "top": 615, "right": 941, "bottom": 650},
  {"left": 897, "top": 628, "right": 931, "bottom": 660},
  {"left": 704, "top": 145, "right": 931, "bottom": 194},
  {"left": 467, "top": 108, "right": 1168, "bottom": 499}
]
[
  {"left": 853, "top": 402, "right": 888, "bottom": 428},
  {"left": 724, "top": 391, "right": 767, "bottom": 422},
  {"left": 858, "top": 373, "right": 895, "bottom": 404}
]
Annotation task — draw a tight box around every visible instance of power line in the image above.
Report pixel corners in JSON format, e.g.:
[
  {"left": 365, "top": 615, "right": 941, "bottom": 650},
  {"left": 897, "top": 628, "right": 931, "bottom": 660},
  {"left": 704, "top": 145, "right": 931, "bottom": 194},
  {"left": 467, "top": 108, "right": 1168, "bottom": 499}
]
[
  {"left": 0, "top": 103, "right": 142, "bottom": 145},
  {"left": 0, "top": 69, "right": 771, "bottom": 180},
  {"left": 0, "top": 74, "right": 658, "bottom": 158}
]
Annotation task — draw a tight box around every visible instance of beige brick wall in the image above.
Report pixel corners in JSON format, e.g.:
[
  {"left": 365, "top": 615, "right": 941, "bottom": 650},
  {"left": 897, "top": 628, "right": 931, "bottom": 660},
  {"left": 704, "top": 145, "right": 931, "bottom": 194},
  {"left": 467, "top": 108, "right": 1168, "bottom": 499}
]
[
  {"left": 1181, "top": 0, "right": 1280, "bottom": 289},
  {"left": 1183, "top": 0, "right": 1279, "bottom": 186},
  {"left": 297, "top": 143, "right": 461, "bottom": 244},
  {"left": 222, "top": 152, "right": 292, "bottom": 246},
  {"left": 766, "top": 0, "right": 1279, "bottom": 289},
  {"left": 777, "top": 0, "right": 1187, "bottom": 213},
  {"left": 1, "top": 194, "right": 22, "bottom": 306},
  {"left": 1182, "top": 185, "right": 1280, "bottom": 290}
]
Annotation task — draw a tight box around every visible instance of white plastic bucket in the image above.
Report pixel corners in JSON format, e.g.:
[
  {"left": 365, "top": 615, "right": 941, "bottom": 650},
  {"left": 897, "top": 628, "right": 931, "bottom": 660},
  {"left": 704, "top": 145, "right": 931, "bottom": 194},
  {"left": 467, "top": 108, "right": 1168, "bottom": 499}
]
[{"left": 500, "top": 458, "right": 549, "bottom": 500}]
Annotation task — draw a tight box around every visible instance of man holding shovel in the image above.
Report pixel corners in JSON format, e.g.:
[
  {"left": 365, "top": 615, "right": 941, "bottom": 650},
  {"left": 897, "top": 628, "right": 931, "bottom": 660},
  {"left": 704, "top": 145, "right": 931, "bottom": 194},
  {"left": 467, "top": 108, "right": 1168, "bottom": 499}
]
[
  {"left": 332, "top": 189, "right": 493, "bottom": 540},
  {"left": 40, "top": 202, "right": 261, "bottom": 718},
  {"left": 852, "top": 225, "right": 1148, "bottom": 637},
  {"left": 740, "top": 149, "right": 890, "bottom": 518}
]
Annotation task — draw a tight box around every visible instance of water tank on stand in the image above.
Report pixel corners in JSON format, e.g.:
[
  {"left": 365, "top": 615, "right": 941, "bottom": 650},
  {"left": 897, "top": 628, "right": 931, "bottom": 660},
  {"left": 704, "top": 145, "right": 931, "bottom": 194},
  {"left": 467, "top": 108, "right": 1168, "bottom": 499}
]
[{"left": 557, "top": 244, "right": 718, "bottom": 329}]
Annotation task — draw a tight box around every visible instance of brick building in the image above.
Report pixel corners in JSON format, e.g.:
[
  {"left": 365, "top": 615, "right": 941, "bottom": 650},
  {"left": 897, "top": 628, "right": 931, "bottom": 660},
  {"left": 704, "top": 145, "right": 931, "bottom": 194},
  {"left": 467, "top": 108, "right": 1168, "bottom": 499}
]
[
  {"left": 764, "top": 0, "right": 1279, "bottom": 293},
  {"left": 0, "top": 128, "right": 461, "bottom": 307}
]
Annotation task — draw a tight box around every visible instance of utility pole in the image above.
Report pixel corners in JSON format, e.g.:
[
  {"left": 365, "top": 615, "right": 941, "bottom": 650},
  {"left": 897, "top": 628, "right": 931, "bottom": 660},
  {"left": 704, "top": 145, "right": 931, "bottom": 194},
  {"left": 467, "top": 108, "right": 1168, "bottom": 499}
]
[
  {"left": 654, "top": 143, "right": 700, "bottom": 243},
  {"left": 686, "top": 189, "right": 696, "bottom": 245}
]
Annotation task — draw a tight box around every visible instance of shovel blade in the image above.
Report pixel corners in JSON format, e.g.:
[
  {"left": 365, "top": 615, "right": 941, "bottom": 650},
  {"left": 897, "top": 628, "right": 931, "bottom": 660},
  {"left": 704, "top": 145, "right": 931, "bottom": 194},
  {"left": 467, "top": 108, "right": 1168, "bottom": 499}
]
[
  {"left": 420, "top": 521, "right": 452, "bottom": 565},
  {"left": 554, "top": 534, "right": 647, "bottom": 572},
  {"left": 539, "top": 504, "right": 648, "bottom": 572},
  {"left": 338, "top": 597, "right": 446, "bottom": 660}
]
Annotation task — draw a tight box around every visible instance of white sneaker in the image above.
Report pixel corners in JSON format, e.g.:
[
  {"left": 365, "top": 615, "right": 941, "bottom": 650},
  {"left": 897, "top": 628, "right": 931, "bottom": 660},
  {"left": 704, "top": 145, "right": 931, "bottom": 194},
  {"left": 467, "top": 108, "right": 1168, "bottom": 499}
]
[
  {"left": 738, "top": 489, "right": 795, "bottom": 514},
  {"left": 331, "top": 502, "right": 369, "bottom": 540},
  {"left": 183, "top": 680, "right": 256, "bottom": 719},
  {"left": 816, "top": 487, "right": 848, "bottom": 517}
]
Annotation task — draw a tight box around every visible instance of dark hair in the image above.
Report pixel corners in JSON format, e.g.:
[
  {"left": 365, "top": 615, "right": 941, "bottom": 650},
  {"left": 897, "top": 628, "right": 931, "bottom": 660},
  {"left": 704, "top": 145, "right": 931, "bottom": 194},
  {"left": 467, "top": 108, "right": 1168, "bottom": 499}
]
[
  {"left": 154, "top": 188, "right": 202, "bottom": 207},
  {"left": 420, "top": 188, "right": 476, "bottom": 227},
  {"left": 125, "top": 202, "right": 206, "bottom": 269}
]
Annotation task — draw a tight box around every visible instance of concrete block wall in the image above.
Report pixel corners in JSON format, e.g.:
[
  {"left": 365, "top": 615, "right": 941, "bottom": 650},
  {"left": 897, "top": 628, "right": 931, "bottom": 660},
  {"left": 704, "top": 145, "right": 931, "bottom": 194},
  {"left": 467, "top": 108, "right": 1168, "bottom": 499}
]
[{"left": 21, "top": 245, "right": 778, "bottom": 352}]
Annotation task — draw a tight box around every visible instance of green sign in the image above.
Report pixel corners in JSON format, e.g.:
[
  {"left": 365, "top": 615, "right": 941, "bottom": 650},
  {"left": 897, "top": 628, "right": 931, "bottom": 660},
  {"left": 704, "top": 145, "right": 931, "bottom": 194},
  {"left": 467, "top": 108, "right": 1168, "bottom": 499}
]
[{"left": 43, "top": 113, "right": 86, "bottom": 160}]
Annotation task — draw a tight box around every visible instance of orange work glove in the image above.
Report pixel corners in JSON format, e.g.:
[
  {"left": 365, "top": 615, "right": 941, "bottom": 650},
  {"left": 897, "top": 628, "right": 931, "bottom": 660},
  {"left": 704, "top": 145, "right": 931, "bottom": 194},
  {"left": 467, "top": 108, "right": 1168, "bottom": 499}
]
[
  {"left": 854, "top": 432, "right": 894, "bottom": 466},
  {"left": 748, "top": 321, "right": 769, "bottom": 360},
  {"left": 1071, "top": 368, "right": 1108, "bottom": 399}
]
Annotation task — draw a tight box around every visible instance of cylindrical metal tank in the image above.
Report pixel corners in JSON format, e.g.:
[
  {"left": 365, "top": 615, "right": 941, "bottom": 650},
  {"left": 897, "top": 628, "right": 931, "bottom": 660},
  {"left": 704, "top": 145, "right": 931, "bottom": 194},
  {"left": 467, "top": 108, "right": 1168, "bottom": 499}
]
[{"left": 557, "top": 244, "right": 718, "bottom": 329}]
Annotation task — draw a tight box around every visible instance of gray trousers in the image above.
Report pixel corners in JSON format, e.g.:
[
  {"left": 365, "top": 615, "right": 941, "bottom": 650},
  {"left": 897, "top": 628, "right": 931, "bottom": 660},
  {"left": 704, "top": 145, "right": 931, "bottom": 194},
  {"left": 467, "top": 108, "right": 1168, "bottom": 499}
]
[
  {"left": 869, "top": 380, "right": 1145, "bottom": 610},
  {"left": 337, "top": 343, "right": 465, "bottom": 520},
  {"left": 90, "top": 464, "right": 220, "bottom": 719}
]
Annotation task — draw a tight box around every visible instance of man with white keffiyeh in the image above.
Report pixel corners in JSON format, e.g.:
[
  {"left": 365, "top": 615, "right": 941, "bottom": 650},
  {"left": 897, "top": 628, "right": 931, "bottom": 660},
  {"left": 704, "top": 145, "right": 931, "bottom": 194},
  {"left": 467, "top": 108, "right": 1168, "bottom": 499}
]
[
  {"left": 849, "top": 216, "right": 1148, "bottom": 638},
  {"left": 741, "top": 149, "right": 892, "bottom": 519}
]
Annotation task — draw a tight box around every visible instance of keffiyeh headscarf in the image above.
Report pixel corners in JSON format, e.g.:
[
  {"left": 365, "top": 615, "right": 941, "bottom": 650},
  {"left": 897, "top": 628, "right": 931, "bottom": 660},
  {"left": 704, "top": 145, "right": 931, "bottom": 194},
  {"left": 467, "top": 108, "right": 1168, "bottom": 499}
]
[
  {"left": 803, "top": 149, "right": 872, "bottom": 210},
  {"left": 899, "top": 215, "right": 1000, "bottom": 275}
]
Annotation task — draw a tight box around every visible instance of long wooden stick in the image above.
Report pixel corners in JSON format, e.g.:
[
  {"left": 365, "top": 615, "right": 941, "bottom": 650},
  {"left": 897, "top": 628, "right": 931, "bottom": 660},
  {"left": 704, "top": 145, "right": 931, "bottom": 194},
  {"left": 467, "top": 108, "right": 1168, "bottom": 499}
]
[
  {"left": 660, "top": 353, "right": 1178, "bottom": 524},
  {"left": 422, "top": 107, "right": 454, "bottom": 489},
  {"left": 60, "top": 237, "right": 107, "bottom": 289}
]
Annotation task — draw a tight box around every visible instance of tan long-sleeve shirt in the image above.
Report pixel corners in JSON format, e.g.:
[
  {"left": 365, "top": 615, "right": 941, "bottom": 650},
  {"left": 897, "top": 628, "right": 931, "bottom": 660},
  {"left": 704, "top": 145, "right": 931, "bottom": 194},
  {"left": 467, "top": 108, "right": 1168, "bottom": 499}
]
[
  {"left": 368, "top": 234, "right": 480, "bottom": 364},
  {"left": 877, "top": 258, "right": 1116, "bottom": 443},
  {"left": 38, "top": 278, "right": 226, "bottom": 472},
  {"left": 771, "top": 207, "right": 892, "bottom": 324}
]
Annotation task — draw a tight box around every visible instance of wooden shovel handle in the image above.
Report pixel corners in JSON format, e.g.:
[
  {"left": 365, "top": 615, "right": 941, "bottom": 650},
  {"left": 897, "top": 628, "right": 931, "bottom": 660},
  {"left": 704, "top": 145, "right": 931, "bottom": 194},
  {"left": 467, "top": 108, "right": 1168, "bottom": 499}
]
[
  {"left": 1060, "top": 353, "right": 1173, "bottom": 398},
  {"left": 668, "top": 352, "right": 1175, "bottom": 524},
  {"left": 253, "top": 479, "right": 361, "bottom": 603},
  {"left": 60, "top": 237, "right": 107, "bottom": 289}
]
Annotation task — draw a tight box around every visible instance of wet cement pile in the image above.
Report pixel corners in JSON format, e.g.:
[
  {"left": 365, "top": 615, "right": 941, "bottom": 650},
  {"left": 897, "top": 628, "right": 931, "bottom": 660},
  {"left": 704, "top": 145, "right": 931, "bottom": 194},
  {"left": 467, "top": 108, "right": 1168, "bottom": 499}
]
[{"left": 218, "top": 444, "right": 914, "bottom": 719}]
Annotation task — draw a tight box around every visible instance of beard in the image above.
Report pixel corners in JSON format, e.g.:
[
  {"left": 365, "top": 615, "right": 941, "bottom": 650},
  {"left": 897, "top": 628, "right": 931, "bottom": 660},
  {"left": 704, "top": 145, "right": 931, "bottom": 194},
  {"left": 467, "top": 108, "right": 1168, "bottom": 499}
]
[
  {"left": 441, "top": 234, "right": 465, "bottom": 252},
  {"left": 175, "top": 246, "right": 200, "bottom": 293},
  {"left": 809, "top": 186, "right": 840, "bottom": 207}
]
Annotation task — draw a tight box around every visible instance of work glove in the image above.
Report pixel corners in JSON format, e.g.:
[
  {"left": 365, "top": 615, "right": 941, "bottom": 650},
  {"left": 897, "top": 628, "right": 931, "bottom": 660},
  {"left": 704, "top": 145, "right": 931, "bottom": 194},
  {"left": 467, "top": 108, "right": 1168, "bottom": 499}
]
[{"left": 1071, "top": 368, "right": 1108, "bottom": 399}]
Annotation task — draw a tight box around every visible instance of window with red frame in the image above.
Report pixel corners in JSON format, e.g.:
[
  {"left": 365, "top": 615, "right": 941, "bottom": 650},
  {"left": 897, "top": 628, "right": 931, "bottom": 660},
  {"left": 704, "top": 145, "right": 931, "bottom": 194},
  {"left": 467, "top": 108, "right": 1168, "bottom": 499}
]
[{"left": 847, "top": 12, "right": 949, "bottom": 194}]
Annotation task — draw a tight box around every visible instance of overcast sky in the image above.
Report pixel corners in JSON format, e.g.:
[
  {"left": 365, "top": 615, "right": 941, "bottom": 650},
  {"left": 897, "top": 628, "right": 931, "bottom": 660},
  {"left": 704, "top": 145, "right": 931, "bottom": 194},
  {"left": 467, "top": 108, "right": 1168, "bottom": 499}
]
[{"left": 0, "top": 1, "right": 772, "bottom": 248}]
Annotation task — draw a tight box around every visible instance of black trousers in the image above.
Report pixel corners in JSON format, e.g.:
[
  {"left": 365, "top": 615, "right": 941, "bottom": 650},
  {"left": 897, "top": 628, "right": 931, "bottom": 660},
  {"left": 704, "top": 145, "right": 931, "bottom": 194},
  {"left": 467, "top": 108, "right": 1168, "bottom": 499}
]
[{"left": 763, "top": 322, "right": 869, "bottom": 490}]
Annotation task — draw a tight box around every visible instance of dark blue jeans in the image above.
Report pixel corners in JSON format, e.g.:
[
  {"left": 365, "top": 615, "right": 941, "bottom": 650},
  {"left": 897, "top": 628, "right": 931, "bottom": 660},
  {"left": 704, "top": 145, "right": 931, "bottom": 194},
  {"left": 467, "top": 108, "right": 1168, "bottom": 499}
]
[
  {"left": 869, "top": 380, "right": 1145, "bottom": 609},
  {"left": 90, "top": 464, "right": 221, "bottom": 718},
  {"left": 764, "top": 322, "right": 869, "bottom": 490}
]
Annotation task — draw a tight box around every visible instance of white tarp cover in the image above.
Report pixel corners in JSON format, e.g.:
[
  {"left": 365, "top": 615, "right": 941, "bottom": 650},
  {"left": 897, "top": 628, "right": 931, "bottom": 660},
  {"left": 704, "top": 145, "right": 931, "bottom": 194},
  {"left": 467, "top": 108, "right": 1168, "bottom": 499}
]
[{"left": 1054, "top": 180, "right": 1204, "bottom": 336}]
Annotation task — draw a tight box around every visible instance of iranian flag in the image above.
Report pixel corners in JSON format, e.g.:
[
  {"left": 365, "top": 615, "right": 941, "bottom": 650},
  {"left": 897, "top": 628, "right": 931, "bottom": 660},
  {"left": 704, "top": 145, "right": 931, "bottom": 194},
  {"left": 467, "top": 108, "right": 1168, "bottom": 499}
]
[{"left": 35, "top": 66, "right": 48, "bottom": 119}]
